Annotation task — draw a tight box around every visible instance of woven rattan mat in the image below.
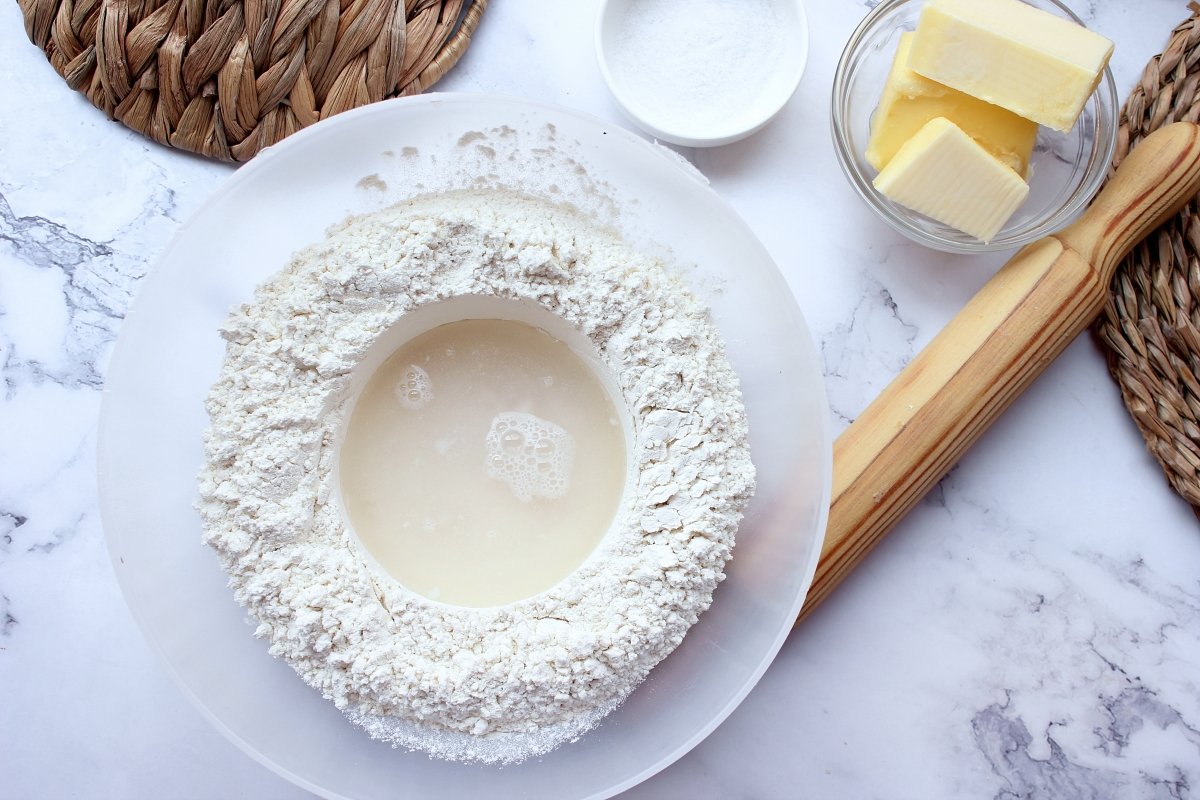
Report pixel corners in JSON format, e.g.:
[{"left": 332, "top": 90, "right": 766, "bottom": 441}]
[
  {"left": 18, "top": 0, "right": 487, "bottom": 160},
  {"left": 1095, "top": 6, "right": 1200, "bottom": 513}
]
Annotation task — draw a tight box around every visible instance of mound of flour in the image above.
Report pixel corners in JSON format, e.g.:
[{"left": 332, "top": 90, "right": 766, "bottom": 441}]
[{"left": 197, "top": 190, "right": 754, "bottom": 763}]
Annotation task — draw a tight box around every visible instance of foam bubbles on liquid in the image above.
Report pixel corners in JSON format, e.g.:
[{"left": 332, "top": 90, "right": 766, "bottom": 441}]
[
  {"left": 394, "top": 364, "right": 433, "bottom": 410},
  {"left": 485, "top": 411, "right": 575, "bottom": 502}
]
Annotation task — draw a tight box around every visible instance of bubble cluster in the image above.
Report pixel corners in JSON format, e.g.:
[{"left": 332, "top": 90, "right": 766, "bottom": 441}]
[
  {"left": 485, "top": 411, "right": 575, "bottom": 502},
  {"left": 393, "top": 364, "right": 433, "bottom": 410}
]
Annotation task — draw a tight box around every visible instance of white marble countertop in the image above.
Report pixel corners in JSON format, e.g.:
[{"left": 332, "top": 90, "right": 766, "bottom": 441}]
[{"left": 3, "top": 0, "right": 1199, "bottom": 797}]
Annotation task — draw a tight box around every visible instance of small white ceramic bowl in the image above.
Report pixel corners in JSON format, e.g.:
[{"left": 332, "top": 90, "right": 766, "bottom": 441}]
[{"left": 595, "top": 0, "right": 809, "bottom": 147}]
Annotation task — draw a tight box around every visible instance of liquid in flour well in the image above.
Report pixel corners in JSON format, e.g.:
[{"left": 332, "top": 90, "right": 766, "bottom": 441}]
[{"left": 339, "top": 319, "right": 627, "bottom": 607}]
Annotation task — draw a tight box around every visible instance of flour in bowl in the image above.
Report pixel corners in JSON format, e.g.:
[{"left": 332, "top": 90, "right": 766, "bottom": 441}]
[{"left": 197, "top": 190, "right": 754, "bottom": 763}]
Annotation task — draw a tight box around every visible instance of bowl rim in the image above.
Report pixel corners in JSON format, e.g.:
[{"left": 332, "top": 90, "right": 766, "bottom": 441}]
[
  {"left": 594, "top": 0, "right": 810, "bottom": 147},
  {"left": 830, "top": 0, "right": 1119, "bottom": 253}
]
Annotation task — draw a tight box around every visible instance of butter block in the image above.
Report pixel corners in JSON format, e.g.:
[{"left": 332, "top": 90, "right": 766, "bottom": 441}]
[
  {"left": 873, "top": 117, "right": 1030, "bottom": 242},
  {"left": 866, "top": 32, "right": 1038, "bottom": 175},
  {"left": 909, "top": 0, "right": 1114, "bottom": 132}
]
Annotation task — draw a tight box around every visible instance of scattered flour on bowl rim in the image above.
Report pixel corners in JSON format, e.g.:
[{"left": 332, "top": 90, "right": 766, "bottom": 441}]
[{"left": 197, "top": 190, "right": 755, "bottom": 764}]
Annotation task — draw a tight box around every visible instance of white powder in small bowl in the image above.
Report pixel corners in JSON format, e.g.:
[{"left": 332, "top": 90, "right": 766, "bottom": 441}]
[{"left": 599, "top": 0, "right": 807, "bottom": 144}]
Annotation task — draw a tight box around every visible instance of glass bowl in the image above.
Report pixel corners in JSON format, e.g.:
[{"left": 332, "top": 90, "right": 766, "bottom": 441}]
[
  {"left": 97, "top": 94, "right": 831, "bottom": 800},
  {"left": 831, "top": 0, "right": 1118, "bottom": 253}
]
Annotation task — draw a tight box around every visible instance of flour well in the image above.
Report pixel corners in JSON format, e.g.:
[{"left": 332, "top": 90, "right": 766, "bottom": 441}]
[
  {"left": 339, "top": 318, "right": 626, "bottom": 608},
  {"left": 197, "top": 190, "right": 755, "bottom": 763}
]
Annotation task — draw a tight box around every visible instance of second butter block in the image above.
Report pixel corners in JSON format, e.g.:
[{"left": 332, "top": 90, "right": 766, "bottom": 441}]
[
  {"left": 908, "top": 0, "right": 1113, "bottom": 133},
  {"left": 867, "top": 32, "right": 1038, "bottom": 175},
  {"left": 873, "top": 117, "right": 1030, "bottom": 242}
]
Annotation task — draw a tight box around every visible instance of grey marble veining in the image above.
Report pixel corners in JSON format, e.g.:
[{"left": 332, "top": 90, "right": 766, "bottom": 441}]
[
  {"left": 1, "top": 0, "right": 1198, "bottom": 798},
  {"left": 1, "top": 189, "right": 121, "bottom": 389}
]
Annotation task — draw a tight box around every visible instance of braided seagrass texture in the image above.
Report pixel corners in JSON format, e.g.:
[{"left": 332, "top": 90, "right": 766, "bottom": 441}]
[
  {"left": 18, "top": 0, "right": 487, "bottom": 160},
  {"left": 1095, "top": 6, "right": 1200, "bottom": 513}
]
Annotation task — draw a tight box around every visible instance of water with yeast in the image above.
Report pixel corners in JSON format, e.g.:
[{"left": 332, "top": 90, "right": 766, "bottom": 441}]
[{"left": 339, "top": 318, "right": 627, "bottom": 607}]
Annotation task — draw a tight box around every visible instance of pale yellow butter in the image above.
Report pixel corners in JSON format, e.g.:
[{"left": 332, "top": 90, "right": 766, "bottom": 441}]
[
  {"left": 909, "top": 0, "right": 1114, "bottom": 132},
  {"left": 873, "top": 117, "right": 1030, "bottom": 242},
  {"left": 866, "top": 32, "right": 1038, "bottom": 175}
]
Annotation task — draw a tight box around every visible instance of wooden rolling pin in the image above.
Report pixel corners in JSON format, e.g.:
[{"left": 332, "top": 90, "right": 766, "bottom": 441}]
[{"left": 798, "top": 122, "right": 1200, "bottom": 623}]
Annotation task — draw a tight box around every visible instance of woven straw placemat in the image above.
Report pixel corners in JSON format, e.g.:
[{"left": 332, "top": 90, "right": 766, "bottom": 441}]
[
  {"left": 1095, "top": 5, "right": 1200, "bottom": 514},
  {"left": 18, "top": 0, "right": 487, "bottom": 160}
]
